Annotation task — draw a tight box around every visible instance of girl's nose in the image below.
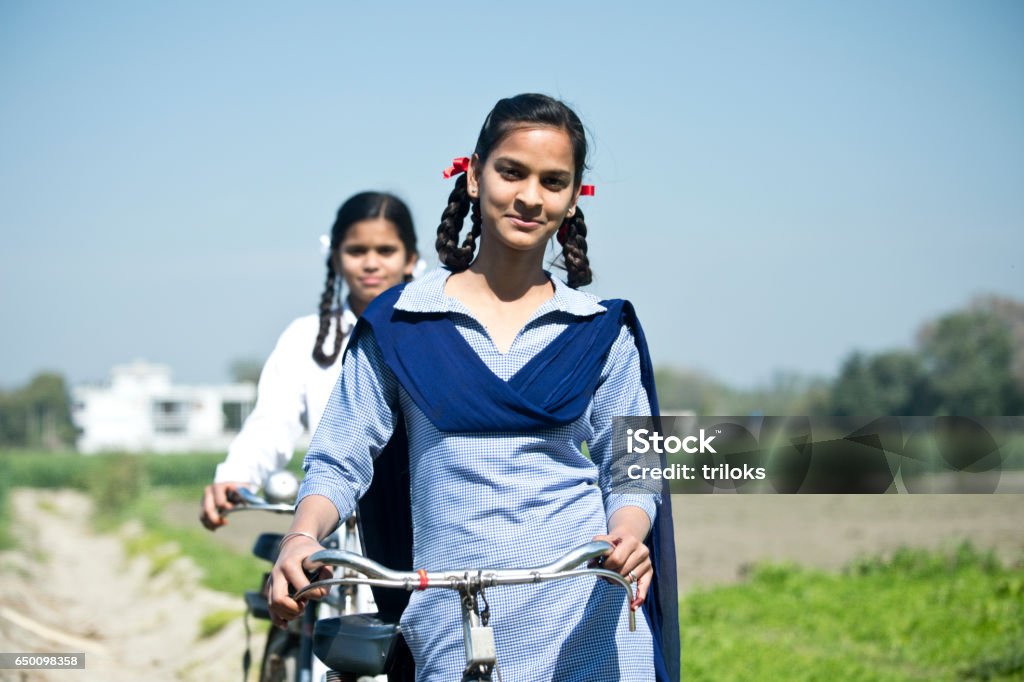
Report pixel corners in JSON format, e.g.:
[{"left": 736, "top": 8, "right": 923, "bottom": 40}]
[{"left": 516, "top": 178, "right": 543, "bottom": 208}]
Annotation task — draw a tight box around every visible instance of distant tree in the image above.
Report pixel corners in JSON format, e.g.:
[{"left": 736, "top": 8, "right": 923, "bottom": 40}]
[
  {"left": 824, "top": 350, "right": 933, "bottom": 416},
  {"left": 965, "top": 295, "right": 1024, "bottom": 387},
  {"left": 229, "top": 358, "right": 263, "bottom": 385},
  {"left": 654, "top": 367, "right": 726, "bottom": 415},
  {"left": 655, "top": 367, "right": 828, "bottom": 416},
  {"left": 0, "top": 372, "right": 77, "bottom": 449},
  {"left": 918, "top": 308, "right": 1023, "bottom": 415},
  {"left": 0, "top": 391, "right": 25, "bottom": 446},
  {"left": 743, "top": 370, "right": 832, "bottom": 416}
]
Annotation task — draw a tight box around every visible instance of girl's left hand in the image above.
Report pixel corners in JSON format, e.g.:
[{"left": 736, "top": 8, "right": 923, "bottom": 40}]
[{"left": 592, "top": 531, "right": 651, "bottom": 611}]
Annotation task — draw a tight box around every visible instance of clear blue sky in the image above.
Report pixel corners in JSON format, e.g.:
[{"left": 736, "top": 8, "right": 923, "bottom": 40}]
[{"left": 2, "top": 1, "right": 1022, "bottom": 389}]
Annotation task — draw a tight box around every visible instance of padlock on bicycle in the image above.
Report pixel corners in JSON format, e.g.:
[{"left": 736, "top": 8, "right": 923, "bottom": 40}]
[
  {"left": 461, "top": 590, "right": 497, "bottom": 672},
  {"left": 465, "top": 624, "right": 496, "bottom": 668}
]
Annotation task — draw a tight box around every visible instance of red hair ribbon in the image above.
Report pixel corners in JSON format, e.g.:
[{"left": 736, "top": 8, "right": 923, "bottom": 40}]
[
  {"left": 443, "top": 157, "right": 471, "bottom": 179},
  {"left": 557, "top": 184, "right": 596, "bottom": 246}
]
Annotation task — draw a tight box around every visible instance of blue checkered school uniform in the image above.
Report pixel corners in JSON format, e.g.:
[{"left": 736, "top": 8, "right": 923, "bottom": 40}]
[{"left": 301, "top": 267, "right": 659, "bottom": 682}]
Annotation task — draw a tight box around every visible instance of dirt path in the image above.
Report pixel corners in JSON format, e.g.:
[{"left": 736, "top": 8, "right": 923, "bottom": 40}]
[{"left": 0, "top": 489, "right": 255, "bottom": 682}]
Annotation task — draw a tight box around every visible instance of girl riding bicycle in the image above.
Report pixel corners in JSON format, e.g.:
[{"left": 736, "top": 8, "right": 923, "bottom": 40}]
[
  {"left": 270, "top": 94, "right": 679, "bottom": 682},
  {"left": 199, "top": 191, "right": 419, "bottom": 528}
]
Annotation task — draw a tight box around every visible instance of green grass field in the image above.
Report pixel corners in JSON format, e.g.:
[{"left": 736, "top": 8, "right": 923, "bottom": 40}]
[{"left": 682, "top": 544, "right": 1024, "bottom": 681}]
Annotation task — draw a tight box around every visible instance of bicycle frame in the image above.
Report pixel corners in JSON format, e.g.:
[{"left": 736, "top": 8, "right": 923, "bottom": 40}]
[{"left": 225, "top": 485, "right": 379, "bottom": 682}]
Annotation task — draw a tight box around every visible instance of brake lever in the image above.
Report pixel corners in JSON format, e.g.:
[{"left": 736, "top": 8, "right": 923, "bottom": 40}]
[
  {"left": 230, "top": 487, "right": 263, "bottom": 506},
  {"left": 287, "top": 567, "right": 327, "bottom": 601}
]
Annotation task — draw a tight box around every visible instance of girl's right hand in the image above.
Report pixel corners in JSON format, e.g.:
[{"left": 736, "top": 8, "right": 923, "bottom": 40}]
[
  {"left": 199, "top": 481, "right": 250, "bottom": 530},
  {"left": 267, "top": 535, "right": 333, "bottom": 629}
]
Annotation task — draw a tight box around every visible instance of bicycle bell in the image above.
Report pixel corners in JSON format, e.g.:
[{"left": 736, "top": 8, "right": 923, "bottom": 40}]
[{"left": 263, "top": 470, "right": 299, "bottom": 504}]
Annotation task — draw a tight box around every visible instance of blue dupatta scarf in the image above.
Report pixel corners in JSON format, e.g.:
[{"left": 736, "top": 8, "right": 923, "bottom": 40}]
[{"left": 354, "top": 285, "right": 680, "bottom": 682}]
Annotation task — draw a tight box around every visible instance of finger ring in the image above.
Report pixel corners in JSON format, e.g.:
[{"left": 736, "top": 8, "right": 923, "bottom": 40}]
[{"left": 628, "top": 570, "right": 638, "bottom": 583}]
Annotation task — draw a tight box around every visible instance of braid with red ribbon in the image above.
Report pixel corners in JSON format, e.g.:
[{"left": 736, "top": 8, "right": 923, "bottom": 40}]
[
  {"left": 435, "top": 167, "right": 478, "bottom": 271},
  {"left": 557, "top": 184, "right": 593, "bottom": 288},
  {"left": 556, "top": 184, "right": 594, "bottom": 247}
]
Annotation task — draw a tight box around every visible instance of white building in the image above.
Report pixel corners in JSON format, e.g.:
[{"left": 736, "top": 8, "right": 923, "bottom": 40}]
[{"left": 72, "top": 361, "right": 256, "bottom": 454}]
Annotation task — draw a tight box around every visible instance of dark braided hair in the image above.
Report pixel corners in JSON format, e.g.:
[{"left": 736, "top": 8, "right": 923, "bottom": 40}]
[
  {"left": 313, "top": 192, "right": 418, "bottom": 367},
  {"left": 560, "top": 207, "right": 592, "bottom": 288},
  {"left": 434, "top": 174, "right": 479, "bottom": 270},
  {"left": 435, "top": 93, "right": 593, "bottom": 287}
]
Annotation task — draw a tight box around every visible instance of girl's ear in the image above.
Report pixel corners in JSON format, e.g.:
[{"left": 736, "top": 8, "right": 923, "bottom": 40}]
[
  {"left": 467, "top": 154, "right": 481, "bottom": 199},
  {"left": 403, "top": 251, "right": 419, "bottom": 278},
  {"left": 566, "top": 186, "right": 582, "bottom": 218}
]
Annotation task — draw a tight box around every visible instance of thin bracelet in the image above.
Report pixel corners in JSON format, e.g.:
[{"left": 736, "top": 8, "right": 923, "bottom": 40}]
[{"left": 280, "top": 531, "right": 320, "bottom": 546}]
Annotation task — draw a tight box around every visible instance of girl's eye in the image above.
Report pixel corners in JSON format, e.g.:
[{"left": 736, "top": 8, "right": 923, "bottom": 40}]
[
  {"left": 377, "top": 247, "right": 398, "bottom": 256},
  {"left": 543, "top": 178, "right": 568, "bottom": 190},
  {"left": 344, "top": 247, "right": 367, "bottom": 256},
  {"left": 498, "top": 167, "right": 522, "bottom": 179}
]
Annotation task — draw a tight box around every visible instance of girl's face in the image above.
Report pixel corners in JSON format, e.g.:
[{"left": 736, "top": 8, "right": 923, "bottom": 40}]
[
  {"left": 468, "top": 126, "right": 579, "bottom": 256},
  {"left": 334, "top": 218, "right": 417, "bottom": 315}
]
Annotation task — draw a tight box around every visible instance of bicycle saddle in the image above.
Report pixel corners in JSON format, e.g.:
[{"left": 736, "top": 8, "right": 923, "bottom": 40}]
[{"left": 313, "top": 613, "right": 401, "bottom": 675}]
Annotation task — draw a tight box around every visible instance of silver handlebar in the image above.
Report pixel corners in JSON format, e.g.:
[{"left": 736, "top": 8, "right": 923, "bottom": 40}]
[{"left": 297, "top": 539, "right": 637, "bottom": 631}]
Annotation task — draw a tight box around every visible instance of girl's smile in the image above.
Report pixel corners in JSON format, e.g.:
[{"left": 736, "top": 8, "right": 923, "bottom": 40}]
[{"left": 506, "top": 215, "right": 544, "bottom": 229}]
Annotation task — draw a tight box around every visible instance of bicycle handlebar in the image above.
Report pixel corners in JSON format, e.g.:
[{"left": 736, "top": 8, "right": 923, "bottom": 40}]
[
  {"left": 221, "top": 486, "right": 295, "bottom": 515},
  {"left": 296, "top": 540, "right": 637, "bottom": 631}
]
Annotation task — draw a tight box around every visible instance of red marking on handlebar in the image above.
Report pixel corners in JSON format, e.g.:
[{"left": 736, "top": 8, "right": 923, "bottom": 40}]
[{"left": 417, "top": 569, "right": 429, "bottom": 590}]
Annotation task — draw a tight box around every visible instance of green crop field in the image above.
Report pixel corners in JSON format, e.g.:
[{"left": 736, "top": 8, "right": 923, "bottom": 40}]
[{"left": 681, "top": 544, "right": 1024, "bottom": 680}]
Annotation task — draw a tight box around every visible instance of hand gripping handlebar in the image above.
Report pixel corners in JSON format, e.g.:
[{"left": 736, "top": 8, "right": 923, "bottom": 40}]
[{"left": 221, "top": 487, "right": 295, "bottom": 515}]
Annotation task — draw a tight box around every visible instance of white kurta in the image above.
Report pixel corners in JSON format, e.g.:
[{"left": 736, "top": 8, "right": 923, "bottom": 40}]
[{"left": 214, "top": 306, "right": 356, "bottom": 488}]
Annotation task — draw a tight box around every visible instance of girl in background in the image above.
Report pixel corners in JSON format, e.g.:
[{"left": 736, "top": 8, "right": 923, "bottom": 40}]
[{"left": 199, "top": 191, "right": 419, "bottom": 528}]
